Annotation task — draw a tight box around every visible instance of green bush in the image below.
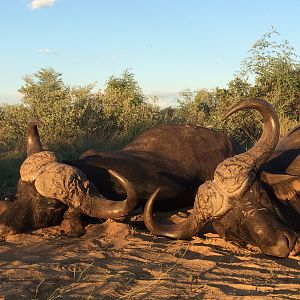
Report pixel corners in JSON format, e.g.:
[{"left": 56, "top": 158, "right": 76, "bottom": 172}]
[{"left": 0, "top": 30, "right": 299, "bottom": 156}]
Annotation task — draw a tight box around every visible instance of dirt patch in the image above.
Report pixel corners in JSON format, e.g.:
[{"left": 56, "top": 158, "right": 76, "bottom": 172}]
[{"left": 0, "top": 218, "right": 300, "bottom": 299}]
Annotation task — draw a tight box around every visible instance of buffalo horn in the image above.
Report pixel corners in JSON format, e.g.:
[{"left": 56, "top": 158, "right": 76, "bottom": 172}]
[
  {"left": 23, "top": 118, "right": 138, "bottom": 219},
  {"left": 26, "top": 118, "right": 44, "bottom": 157},
  {"left": 79, "top": 169, "right": 139, "bottom": 218},
  {"left": 33, "top": 162, "right": 139, "bottom": 219},
  {"left": 144, "top": 98, "right": 280, "bottom": 239}
]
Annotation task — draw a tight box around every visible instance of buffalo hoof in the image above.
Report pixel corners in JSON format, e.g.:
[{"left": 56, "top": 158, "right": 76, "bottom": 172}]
[
  {"left": 59, "top": 207, "right": 85, "bottom": 237},
  {"left": 59, "top": 218, "right": 85, "bottom": 237}
]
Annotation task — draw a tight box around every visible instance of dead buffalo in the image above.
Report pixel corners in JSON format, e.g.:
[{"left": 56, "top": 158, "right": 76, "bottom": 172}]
[
  {"left": 0, "top": 119, "right": 240, "bottom": 235},
  {"left": 0, "top": 120, "right": 138, "bottom": 235},
  {"left": 144, "top": 98, "right": 300, "bottom": 257},
  {"left": 212, "top": 122, "right": 300, "bottom": 257}
]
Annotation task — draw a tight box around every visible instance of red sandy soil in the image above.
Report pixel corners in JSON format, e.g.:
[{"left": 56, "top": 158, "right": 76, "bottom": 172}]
[{"left": 0, "top": 210, "right": 300, "bottom": 299}]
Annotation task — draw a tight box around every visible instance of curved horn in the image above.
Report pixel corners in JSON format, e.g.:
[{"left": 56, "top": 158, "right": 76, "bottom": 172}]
[
  {"left": 81, "top": 169, "right": 139, "bottom": 218},
  {"left": 222, "top": 98, "right": 280, "bottom": 169},
  {"left": 144, "top": 98, "right": 280, "bottom": 239},
  {"left": 144, "top": 188, "right": 198, "bottom": 238},
  {"left": 26, "top": 118, "right": 44, "bottom": 157},
  {"left": 23, "top": 118, "right": 138, "bottom": 219},
  {"left": 144, "top": 181, "right": 230, "bottom": 239},
  {"left": 34, "top": 165, "right": 139, "bottom": 219},
  {"left": 21, "top": 119, "right": 57, "bottom": 182}
]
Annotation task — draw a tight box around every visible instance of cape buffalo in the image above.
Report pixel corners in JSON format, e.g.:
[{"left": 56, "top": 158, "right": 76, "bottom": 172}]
[
  {"left": 0, "top": 120, "right": 138, "bottom": 235},
  {"left": 144, "top": 98, "right": 300, "bottom": 257},
  {"left": 212, "top": 123, "right": 300, "bottom": 257},
  {"left": 0, "top": 120, "right": 240, "bottom": 235}
]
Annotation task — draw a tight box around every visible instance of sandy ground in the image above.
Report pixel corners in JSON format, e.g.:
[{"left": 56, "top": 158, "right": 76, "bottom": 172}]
[{"left": 1, "top": 210, "right": 300, "bottom": 300}]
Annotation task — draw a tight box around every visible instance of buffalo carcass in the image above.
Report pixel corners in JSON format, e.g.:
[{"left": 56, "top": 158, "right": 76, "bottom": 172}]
[
  {"left": 0, "top": 120, "right": 138, "bottom": 235},
  {"left": 212, "top": 123, "right": 300, "bottom": 257},
  {"left": 0, "top": 120, "right": 240, "bottom": 235},
  {"left": 144, "top": 98, "right": 300, "bottom": 257}
]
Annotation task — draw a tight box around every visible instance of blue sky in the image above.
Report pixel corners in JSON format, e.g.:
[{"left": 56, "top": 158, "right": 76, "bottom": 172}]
[{"left": 1, "top": 0, "right": 300, "bottom": 107}]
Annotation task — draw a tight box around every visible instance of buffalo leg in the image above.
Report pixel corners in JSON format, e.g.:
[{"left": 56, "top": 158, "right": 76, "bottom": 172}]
[{"left": 60, "top": 207, "right": 85, "bottom": 237}]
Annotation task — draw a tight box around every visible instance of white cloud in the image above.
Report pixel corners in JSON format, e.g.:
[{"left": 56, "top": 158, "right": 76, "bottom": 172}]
[
  {"left": 30, "top": 0, "right": 56, "bottom": 10},
  {"left": 0, "top": 93, "right": 21, "bottom": 104},
  {"left": 146, "top": 91, "right": 180, "bottom": 108},
  {"left": 38, "top": 48, "right": 59, "bottom": 55}
]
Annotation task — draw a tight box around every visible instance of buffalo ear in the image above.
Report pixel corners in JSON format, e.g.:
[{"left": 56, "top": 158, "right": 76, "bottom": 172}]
[
  {"left": 261, "top": 171, "right": 300, "bottom": 201},
  {"left": 292, "top": 179, "right": 300, "bottom": 192},
  {"left": 261, "top": 171, "right": 296, "bottom": 185}
]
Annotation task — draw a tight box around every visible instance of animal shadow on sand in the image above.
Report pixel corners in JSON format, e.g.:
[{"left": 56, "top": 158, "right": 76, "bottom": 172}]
[{"left": 1, "top": 217, "right": 300, "bottom": 299}]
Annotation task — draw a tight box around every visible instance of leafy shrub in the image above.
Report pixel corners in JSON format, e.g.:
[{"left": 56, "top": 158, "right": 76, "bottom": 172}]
[{"left": 0, "top": 30, "right": 299, "bottom": 156}]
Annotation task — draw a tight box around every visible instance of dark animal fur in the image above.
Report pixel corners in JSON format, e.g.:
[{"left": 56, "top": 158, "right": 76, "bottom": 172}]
[
  {"left": 212, "top": 125, "right": 300, "bottom": 257},
  {"left": 0, "top": 124, "right": 239, "bottom": 234}
]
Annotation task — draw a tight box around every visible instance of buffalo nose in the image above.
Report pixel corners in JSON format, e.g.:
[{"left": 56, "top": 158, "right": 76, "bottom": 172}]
[
  {"left": 263, "top": 230, "right": 297, "bottom": 258},
  {"left": 290, "top": 238, "right": 300, "bottom": 256}
]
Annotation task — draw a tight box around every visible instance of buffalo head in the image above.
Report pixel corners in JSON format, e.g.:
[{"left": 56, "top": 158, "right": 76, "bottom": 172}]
[
  {"left": 0, "top": 119, "right": 138, "bottom": 235},
  {"left": 143, "top": 98, "right": 300, "bottom": 257},
  {"left": 212, "top": 124, "right": 300, "bottom": 257}
]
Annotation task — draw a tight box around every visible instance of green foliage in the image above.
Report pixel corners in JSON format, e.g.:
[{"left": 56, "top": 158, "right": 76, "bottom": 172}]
[
  {"left": 100, "top": 70, "right": 160, "bottom": 135},
  {"left": 240, "top": 28, "right": 300, "bottom": 124},
  {"left": 0, "top": 103, "right": 31, "bottom": 151},
  {"left": 0, "top": 29, "right": 299, "bottom": 158},
  {"left": 0, "top": 68, "right": 160, "bottom": 154},
  {"left": 175, "top": 29, "right": 300, "bottom": 145},
  {"left": 17, "top": 68, "right": 105, "bottom": 147},
  {"left": 19, "top": 68, "right": 69, "bottom": 110},
  {"left": 175, "top": 89, "right": 209, "bottom": 126},
  {"left": 0, "top": 151, "right": 24, "bottom": 196}
]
